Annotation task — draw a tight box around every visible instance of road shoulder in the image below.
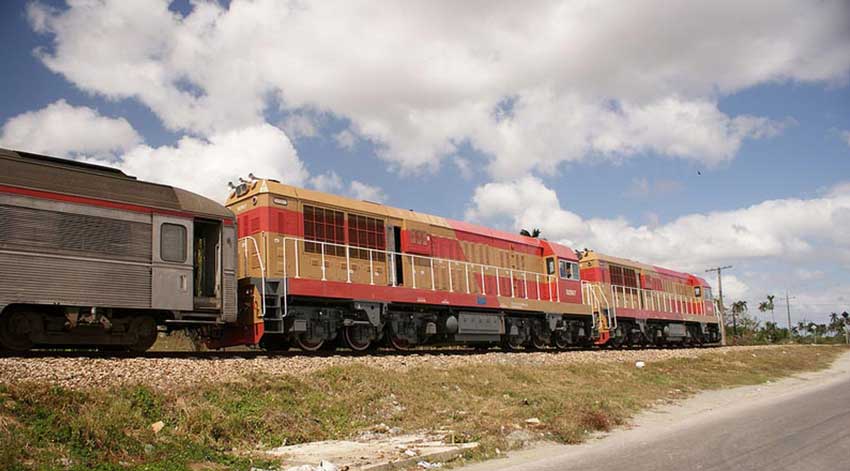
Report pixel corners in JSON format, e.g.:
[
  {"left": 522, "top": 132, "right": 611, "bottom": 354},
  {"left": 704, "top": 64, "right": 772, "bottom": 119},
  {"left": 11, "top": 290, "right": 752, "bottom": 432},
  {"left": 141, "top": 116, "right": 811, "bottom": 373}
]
[{"left": 458, "top": 349, "right": 850, "bottom": 471}]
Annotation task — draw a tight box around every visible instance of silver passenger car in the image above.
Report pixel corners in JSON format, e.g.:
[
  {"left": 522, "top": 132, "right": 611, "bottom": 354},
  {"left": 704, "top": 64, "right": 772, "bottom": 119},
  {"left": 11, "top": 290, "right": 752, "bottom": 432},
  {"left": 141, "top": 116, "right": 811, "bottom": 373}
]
[{"left": 0, "top": 148, "right": 237, "bottom": 351}]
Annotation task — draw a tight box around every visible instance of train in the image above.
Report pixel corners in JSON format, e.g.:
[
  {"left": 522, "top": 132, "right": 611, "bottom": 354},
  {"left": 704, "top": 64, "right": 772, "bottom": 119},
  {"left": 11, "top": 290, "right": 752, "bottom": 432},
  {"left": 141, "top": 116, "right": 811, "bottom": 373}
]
[{"left": 0, "top": 148, "right": 722, "bottom": 352}]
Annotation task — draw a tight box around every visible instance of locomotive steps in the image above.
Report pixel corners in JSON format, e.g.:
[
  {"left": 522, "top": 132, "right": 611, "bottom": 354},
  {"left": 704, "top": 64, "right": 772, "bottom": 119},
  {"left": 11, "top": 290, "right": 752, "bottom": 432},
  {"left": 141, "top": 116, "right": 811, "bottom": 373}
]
[{"left": 0, "top": 345, "right": 846, "bottom": 470}]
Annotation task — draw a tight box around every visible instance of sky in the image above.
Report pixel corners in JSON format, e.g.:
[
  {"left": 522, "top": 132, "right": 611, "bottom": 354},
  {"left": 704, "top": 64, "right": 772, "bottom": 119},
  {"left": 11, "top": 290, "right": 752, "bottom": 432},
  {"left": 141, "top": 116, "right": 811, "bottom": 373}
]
[{"left": 1, "top": 0, "right": 849, "bottom": 326}]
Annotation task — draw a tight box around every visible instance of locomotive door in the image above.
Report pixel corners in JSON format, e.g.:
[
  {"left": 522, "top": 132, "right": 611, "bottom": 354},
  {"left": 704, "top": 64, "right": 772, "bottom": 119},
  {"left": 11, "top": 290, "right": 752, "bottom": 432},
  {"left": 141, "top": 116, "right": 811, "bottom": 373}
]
[
  {"left": 387, "top": 224, "right": 403, "bottom": 286},
  {"left": 151, "top": 215, "right": 193, "bottom": 311}
]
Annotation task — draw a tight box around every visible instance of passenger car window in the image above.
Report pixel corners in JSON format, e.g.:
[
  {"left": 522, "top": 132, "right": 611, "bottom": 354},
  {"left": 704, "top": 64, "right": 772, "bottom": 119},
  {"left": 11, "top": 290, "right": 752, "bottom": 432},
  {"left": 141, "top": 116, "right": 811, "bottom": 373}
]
[{"left": 161, "top": 223, "right": 187, "bottom": 263}]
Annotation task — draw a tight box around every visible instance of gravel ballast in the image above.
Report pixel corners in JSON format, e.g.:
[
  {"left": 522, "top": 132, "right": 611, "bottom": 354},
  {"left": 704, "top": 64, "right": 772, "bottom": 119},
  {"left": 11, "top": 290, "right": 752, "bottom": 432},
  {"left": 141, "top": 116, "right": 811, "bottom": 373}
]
[{"left": 0, "top": 346, "right": 780, "bottom": 390}]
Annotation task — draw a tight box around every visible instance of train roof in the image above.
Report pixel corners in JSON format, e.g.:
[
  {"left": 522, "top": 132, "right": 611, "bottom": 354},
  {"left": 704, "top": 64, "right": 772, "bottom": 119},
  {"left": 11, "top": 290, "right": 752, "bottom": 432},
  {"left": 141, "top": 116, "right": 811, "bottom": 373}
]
[
  {"left": 0, "top": 148, "right": 233, "bottom": 220},
  {"left": 228, "top": 179, "right": 578, "bottom": 258},
  {"left": 580, "top": 250, "right": 708, "bottom": 285}
]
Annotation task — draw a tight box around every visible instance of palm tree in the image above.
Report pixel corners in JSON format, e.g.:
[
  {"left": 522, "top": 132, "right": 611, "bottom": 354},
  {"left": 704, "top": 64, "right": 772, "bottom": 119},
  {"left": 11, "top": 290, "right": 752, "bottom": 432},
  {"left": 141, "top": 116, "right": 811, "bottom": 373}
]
[
  {"left": 520, "top": 228, "right": 541, "bottom": 238},
  {"left": 828, "top": 312, "right": 842, "bottom": 335},
  {"left": 758, "top": 295, "right": 776, "bottom": 324},
  {"left": 730, "top": 300, "right": 748, "bottom": 340},
  {"left": 795, "top": 320, "right": 808, "bottom": 340}
]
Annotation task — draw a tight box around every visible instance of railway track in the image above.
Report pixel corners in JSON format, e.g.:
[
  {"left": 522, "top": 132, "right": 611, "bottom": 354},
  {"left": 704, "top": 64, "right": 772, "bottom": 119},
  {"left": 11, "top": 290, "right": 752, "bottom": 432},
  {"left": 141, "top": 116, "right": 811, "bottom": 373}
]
[{"left": 0, "top": 343, "right": 720, "bottom": 360}]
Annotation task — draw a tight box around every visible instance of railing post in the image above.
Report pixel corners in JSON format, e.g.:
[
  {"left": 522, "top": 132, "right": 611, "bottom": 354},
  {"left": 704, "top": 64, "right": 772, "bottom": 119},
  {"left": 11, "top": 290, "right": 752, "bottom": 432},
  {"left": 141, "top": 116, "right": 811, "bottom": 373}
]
[
  {"left": 547, "top": 276, "right": 552, "bottom": 300},
  {"left": 556, "top": 277, "right": 560, "bottom": 302},
  {"left": 369, "top": 249, "right": 374, "bottom": 285},
  {"left": 481, "top": 266, "right": 486, "bottom": 295},
  {"left": 509, "top": 270, "right": 514, "bottom": 298},
  {"left": 496, "top": 269, "right": 501, "bottom": 296},
  {"left": 391, "top": 252, "right": 397, "bottom": 287},
  {"left": 345, "top": 245, "right": 351, "bottom": 283},
  {"left": 294, "top": 239, "right": 301, "bottom": 278},
  {"left": 320, "top": 243, "right": 327, "bottom": 281},
  {"left": 523, "top": 273, "right": 528, "bottom": 299},
  {"left": 448, "top": 261, "right": 453, "bottom": 292},
  {"left": 536, "top": 274, "right": 540, "bottom": 300},
  {"left": 411, "top": 255, "right": 417, "bottom": 289},
  {"left": 242, "top": 239, "right": 247, "bottom": 277},
  {"left": 282, "top": 238, "right": 287, "bottom": 278},
  {"left": 430, "top": 258, "right": 435, "bottom": 291},
  {"left": 465, "top": 264, "right": 470, "bottom": 294},
  {"left": 244, "top": 236, "right": 266, "bottom": 319}
]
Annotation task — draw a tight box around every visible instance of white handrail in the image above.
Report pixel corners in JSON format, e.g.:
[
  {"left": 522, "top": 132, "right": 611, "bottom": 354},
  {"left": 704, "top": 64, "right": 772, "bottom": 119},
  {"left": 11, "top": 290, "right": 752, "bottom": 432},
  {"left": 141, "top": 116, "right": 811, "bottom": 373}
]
[
  {"left": 273, "top": 235, "right": 563, "bottom": 301},
  {"left": 243, "top": 236, "right": 266, "bottom": 319},
  {"left": 604, "top": 283, "right": 710, "bottom": 317}
]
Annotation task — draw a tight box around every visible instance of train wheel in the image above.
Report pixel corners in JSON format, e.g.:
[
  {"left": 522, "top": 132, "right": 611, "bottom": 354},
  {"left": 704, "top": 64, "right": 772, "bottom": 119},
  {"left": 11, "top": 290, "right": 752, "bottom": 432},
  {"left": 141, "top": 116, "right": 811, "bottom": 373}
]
[
  {"left": 502, "top": 335, "right": 524, "bottom": 351},
  {"left": 343, "top": 325, "right": 372, "bottom": 352},
  {"left": 530, "top": 334, "right": 548, "bottom": 350},
  {"left": 0, "top": 311, "right": 35, "bottom": 352},
  {"left": 295, "top": 334, "right": 325, "bottom": 352},
  {"left": 128, "top": 316, "right": 157, "bottom": 353},
  {"left": 553, "top": 332, "right": 571, "bottom": 350},
  {"left": 388, "top": 333, "right": 413, "bottom": 351}
]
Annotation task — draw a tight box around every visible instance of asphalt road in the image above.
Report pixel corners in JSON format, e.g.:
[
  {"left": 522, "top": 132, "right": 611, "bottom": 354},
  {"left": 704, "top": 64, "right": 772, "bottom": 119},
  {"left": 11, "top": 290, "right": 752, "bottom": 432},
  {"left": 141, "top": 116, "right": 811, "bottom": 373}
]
[{"left": 461, "top": 353, "right": 850, "bottom": 471}]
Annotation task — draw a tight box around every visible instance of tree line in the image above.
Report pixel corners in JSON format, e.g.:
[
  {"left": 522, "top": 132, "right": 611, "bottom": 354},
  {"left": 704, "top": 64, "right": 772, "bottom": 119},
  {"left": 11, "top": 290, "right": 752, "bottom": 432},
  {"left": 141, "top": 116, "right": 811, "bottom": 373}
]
[{"left": 723, "top": 296, "right": 849, "bottom": 344}]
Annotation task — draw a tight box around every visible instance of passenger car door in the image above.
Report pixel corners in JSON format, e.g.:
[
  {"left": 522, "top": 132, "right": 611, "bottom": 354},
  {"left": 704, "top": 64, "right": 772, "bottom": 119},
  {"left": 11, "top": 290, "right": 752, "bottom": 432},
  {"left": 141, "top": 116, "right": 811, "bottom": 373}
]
[{"left": 151, "top": 215, "right": 193, "bottom": 311}]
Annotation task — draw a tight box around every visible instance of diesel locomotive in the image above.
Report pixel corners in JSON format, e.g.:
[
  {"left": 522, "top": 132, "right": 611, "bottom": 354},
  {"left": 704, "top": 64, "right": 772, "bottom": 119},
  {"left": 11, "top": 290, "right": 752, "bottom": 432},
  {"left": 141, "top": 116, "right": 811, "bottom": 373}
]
[{"left": 0, "top": 148, "right": 721, "bottom": 352}]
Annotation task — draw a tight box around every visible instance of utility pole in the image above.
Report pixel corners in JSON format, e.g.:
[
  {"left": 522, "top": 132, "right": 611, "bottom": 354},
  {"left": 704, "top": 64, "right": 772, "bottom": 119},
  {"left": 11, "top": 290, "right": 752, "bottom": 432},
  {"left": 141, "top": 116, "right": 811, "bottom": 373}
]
[
  {"left": 706, "top": 265, "right": 732, "bottom": 346},
  {"left": 785, "top": 290, "right": 796, "bottom": 341}
]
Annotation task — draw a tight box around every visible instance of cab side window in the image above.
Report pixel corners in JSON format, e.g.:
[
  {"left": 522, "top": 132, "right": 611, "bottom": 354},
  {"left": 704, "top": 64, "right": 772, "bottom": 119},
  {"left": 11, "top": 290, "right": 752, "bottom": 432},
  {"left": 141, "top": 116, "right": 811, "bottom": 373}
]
[
  {"left": 558, "top": 260, "right": 580, "bottom": 280},
  {"left": 547, "top": 258, "right": 555, "bottom": 275}
]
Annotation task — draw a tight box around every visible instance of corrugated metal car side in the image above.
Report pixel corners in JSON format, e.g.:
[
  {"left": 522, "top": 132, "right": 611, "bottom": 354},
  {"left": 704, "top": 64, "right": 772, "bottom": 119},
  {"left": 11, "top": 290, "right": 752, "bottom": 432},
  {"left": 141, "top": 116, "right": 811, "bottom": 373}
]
[{"left": 0, "top": 252, "right": 151, "bottom": 309}]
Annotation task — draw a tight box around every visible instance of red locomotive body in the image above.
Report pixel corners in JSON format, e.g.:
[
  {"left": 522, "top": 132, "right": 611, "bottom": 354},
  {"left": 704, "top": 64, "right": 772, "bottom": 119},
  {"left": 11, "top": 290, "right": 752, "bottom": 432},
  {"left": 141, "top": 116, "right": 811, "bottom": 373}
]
[{"left": 221, "top": 179, "right": 721, "bottom": 351}]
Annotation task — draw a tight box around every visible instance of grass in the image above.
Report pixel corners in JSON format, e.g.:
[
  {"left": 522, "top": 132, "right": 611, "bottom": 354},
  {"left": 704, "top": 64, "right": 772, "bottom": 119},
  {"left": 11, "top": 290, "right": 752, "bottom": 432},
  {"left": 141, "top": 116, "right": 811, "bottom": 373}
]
[{"left": 0, "top": 345, "right": 846, "bottom": 470}]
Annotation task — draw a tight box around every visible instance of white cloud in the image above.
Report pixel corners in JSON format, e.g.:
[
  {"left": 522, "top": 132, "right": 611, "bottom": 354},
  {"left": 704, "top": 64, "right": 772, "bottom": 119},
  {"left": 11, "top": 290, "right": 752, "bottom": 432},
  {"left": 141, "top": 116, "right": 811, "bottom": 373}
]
[
  {"left": 707, "top": 275, "right": 750, "bottom": 302},
  {"left": 453, "top": 157, "right": 474, "bottom": 180},
  {"left": 309, "top": 171, "right": 385, "bottom": 202},
  {"left": 280, "top": 113, "right": 319, "bottom": 139},
  {"left": 309, "top": 171, "right": 343, "bottom": 193},
  {"left": 82, "top": 123, "right": 306, "bottom": 201},
  {"left": 334, "top": 129, "right": 357, "bottom": 151},
  {"left": 27, "top": 0, "right": 850, "bottom": 178},
  {"left": 349, "top": 180, "right": 385, "bottom": 202},
  {"left": 0, "top": 99, "right": 141, "bottom": 157},
  {"left": 466, "top": 177, "right": 850, "bottom": 272}
]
